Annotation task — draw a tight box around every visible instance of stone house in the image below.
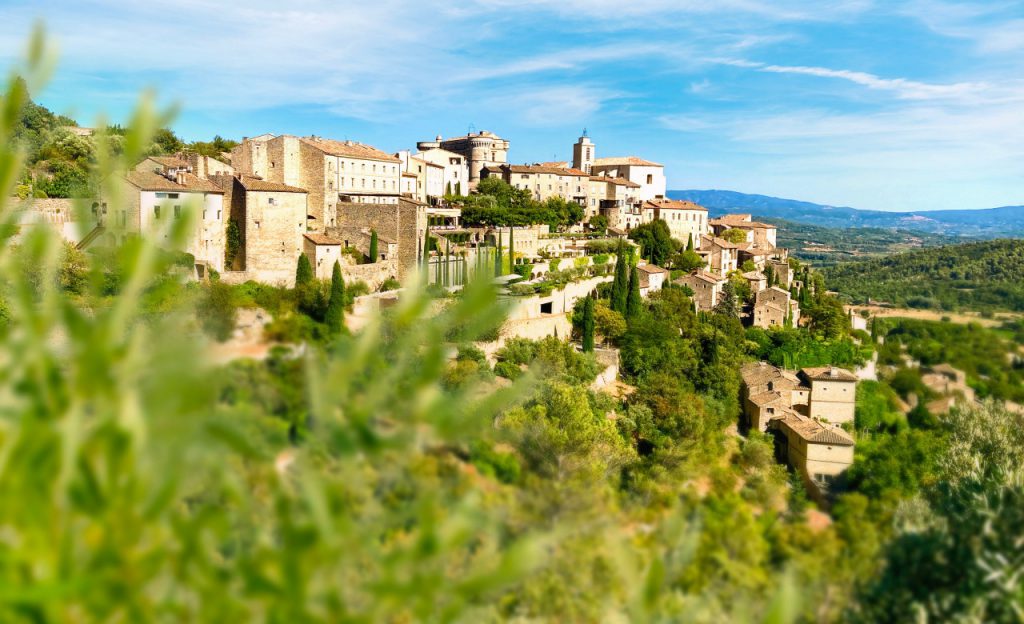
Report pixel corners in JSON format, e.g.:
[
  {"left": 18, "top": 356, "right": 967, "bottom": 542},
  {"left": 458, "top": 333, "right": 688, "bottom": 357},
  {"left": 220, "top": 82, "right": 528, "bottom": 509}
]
[
  {"left": 113, "top": 158, "right": 226, "bottom": 276},
  {"left": 637, "top": 263, "right": 669, "bottom": 296},
  {"left": 590, "top": 156, "right": 666, "bottom": 201},
  {"left": 674, "top": 269, "right": 725, "bottom": 311},
  {"left": 587, "top": 175, "right": 641, "bottom": 221},
  {"left": 740, "top": 361, "right": 858, "bottom": 501},
  {"left": 768, "top": 259, "right": 793, "bottom": 288},
  {"left": 417, "top": 131, "right": 509, "bottom": 187},
  {"left": 210, "top": 173, "right": 309, "bottom": 285},
  {"left": 231, "top": 134, "right": 401, "bottom": 230},
  {"left": 483, "top": 164, "right": 589, "bottom": 205},
  {"left": 328, "top": 197, "right": 428, "bottom": 279},
  {"left": 743, "top": 270, "right": 767, "bottom": 295},
  {"left": 303, "top": 233, "right": 343, "bottom": 280},
  {"left": 396, "top": 152, "right": 445, "bottom": 204},
  {"left": 710, "top": 214, "right": 778, "bottom": 249},
  {"left": 414, "top": 147, "right": 470, "bottom": 196},
  {"left": 800, "top": 366, "right": 858, "bottom": 424},
  {"left": 700, "top": 234, "right": 739, "bottom": 275},
  {"left": 642, "top": 199, "right": 709, "bottom": 249},
  {"left": 753, "top": 286, "right": 800, "bottom": 329}
]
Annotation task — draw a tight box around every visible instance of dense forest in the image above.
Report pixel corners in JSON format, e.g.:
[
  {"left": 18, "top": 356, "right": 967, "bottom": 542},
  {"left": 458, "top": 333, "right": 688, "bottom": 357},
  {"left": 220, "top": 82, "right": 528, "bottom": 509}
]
[
  {"left": 4, "top": 35, "right": 1024, "bottom": 622},
  {"left": 823, "top": 239, "right": 1024, "bottom": 312},
  {"left": 10, "top": 80, "right": 236, "bottom": 199}
]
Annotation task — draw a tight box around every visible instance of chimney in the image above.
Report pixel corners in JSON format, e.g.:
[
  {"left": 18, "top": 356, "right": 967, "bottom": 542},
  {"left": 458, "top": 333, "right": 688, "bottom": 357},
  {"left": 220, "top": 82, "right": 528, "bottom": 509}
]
[{"left": 175, "top": 169, "right": 186, "bottom": 185}]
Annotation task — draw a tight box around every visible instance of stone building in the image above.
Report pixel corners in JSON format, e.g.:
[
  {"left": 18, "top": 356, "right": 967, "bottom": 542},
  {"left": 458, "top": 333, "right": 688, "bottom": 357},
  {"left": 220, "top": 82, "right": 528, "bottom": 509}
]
[
  {"left": 674, "top": 269, "right": 725, "bottom": 311},
  {"left": 328, "top": 198, "right": 427, "bottom": 278},
  {"left": 589, "top": 176, "right": 642, "bottom": 224},
  {"left": 302, "top": 233, "right": 344, "bottom": 280},
  {"left": 590, "top": 156, "right": 666, "bottom": 201},
  {"left": 415, "top": 147, "right": 470, "bottom": 196},
  {"left": 710, "top": 214, "right": 778, "bottom": 249},
  {"left": 637, "top": 263, "right": 669, "bottom": 296},
  {"left": 571, "top": 132, "right": 596, "bottom": 174},
  {"left": 740, "top": 361, "right": 857, "bottom": 500},
  {"left": 210, "top": 173, "right": 308, "bottom": 285},
  {"left": 753, "top": 286, "right": 800, "bottom": 329},
  {"left": 699, "top": 234, "right": 739, "bottom": 275},
  {"left": 483, "top": 164, "right": 589, "bottom": 204},
  {"left": 743, "top": 270, "right": 767, "bottom": 294},
  {"left": 231, "top": 134, "right": 401, "bottom": 229},
  {"left": 642, "top": 199, "right": 709, "bottom": 248},
  {"left": 112, "top": 157, "right": 227, "bottom": 276},
  {"left": 417, "top": 131, "right": 509, "bottom": 187},
  {"left": 396, "top": 151, "right": 445, "bottom": 204}
]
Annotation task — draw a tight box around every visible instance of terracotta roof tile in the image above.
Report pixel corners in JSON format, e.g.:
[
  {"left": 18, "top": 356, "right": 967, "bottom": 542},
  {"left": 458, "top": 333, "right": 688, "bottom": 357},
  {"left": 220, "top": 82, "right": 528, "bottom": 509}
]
[
  {"left": 124, "top": 170, "right": 224, "bottom": 194},
  {"left": 594, "top": 156, "right": 662, "bottom": 167},
  {"left": 299, "top": 136, "right": 400, "bottom": 163}
]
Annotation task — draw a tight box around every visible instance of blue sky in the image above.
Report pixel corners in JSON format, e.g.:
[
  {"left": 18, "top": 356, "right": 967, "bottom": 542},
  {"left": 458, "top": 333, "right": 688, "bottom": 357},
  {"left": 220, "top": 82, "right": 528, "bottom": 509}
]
[{"left": 2, "top": 0, "right": 1022, "bottom": 211}]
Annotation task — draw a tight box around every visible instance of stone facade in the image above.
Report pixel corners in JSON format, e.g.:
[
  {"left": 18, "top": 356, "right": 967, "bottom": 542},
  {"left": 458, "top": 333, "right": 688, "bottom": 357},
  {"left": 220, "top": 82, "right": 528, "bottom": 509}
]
[
  {"left": 417, "top": 131, "right": 509, "bottom": 186},
  {"left": 642, "top": 199, "right": 709, "bottom": 248},
  {"left": 802, "top": 367, "right": 858, "bottom": 425},
  {"left": 700, "top": 234, "right": 739, "bottom": 275},
  {"left": 328, "top": 198, "right": 427, "bottom": 279},
  {"left": 590, "top": 156, "right": 666, "bottom": 201},
  {"left": 211, "top": 174, "right": 308, "bottom": 285},
  {"left": 231, "top": 135, "right": 401, "bottom": 230},
  {"left": 303, "top": 233, "right": 343, "bottom": 280},
  {"left": 483, "top": 164, "right": 589, "bottom": 204},
  {"left": 753, "top": 286, "right": 800, "bottom": 329},
  {"left": 674, "top": 270, "right": 725, "bottom": 311},
  {"left": 415, "top": 147, "right": 470, "bottom": 196}
]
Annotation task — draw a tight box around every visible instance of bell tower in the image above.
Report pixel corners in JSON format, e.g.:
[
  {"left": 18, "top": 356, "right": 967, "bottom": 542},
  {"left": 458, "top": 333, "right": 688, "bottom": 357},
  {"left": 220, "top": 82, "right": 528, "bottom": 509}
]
[{"left": 572, "top": 129, "right": 595, "bottom": 174}]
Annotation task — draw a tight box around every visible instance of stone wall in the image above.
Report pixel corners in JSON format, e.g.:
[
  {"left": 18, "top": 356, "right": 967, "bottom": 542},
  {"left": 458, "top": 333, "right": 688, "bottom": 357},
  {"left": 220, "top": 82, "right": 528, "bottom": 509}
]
[
  {"left": 340, "top": 259, "right": 399, "bottom": 291},
  {"left": 329, "top": 199, "right": 425, "bottom": 279}
]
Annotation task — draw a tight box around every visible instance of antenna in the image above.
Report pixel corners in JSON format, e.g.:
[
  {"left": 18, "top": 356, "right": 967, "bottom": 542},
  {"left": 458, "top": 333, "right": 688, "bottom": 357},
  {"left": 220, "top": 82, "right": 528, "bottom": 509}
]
[
  {"left": 582, "top": 127, "right": 588, "bottom": 137},
  {"left": 467, "top": 123, "right": 477, "bottom": 135}
]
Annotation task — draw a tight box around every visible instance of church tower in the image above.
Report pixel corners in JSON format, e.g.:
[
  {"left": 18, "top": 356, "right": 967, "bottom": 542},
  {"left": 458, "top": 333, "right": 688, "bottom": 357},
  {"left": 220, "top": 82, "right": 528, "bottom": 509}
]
[{"left": 572, "top": 130, "right": 595, "bottom": 174}]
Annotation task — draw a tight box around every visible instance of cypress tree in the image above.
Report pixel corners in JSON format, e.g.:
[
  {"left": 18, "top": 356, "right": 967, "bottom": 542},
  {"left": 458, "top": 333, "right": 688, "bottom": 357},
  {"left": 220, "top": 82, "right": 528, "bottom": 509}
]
[
  {"left": 686, "top": 233, "right": 694, "bottom": 252},
  {"left": 369, "top": 229, "right": 378, "bottom": 263},
  {"left": 626, "top": 265, "right": 642, "bottom": 319},
  {"left": 508, "top": 226, "right": 515, "bottom": 272},
  {"left": 444, "top": 238, "right": 450, "bottom": 286},
  {"left": 764, "top": 263, "right": 774, "bottom": 286},
  {"left": 325, "top": 261, "right": 345, "bottom": 333},
  {"left": 582, "top": 295, "right": 595, "bottom": 352},
  {"left": 295, "top": 253, "right": 313, "bottom": 288},
  {"left": 455, "top": 181, "right": 462, "bottom": 195},
  {"left": 612, "top": 245, "right": 628, "bottom": 314},
  {"left": 445, "top": 181, "right": 452, "bottom": 196},
  {"left": 494, "top": 230, "right": 503, "bottom": 277}
]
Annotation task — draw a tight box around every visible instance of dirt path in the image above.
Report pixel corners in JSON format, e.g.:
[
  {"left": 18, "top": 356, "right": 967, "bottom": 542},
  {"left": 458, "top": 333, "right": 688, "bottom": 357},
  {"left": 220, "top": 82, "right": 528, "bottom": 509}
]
[{"left": 847, "top": 305, "right": 1022, "bottom": 328}]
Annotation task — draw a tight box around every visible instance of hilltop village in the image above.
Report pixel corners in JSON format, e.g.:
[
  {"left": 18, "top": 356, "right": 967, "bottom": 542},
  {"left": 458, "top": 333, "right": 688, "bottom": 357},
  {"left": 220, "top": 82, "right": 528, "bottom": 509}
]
[{"left": 24, "top": 128, "right": 858, "bottom": 502}]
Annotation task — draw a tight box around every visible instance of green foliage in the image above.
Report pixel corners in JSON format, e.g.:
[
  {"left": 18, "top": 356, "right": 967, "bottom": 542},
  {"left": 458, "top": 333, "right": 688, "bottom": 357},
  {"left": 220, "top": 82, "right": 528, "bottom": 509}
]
[
  {"left": 225, "top": 219, "right": 241, "bottom": 268},
  {"left": 295, "top": 253, "right": 313, "bottom": 287},
  {"left": 745, "top": 326, "right": 870, "bottom": 370},
  {"left": 626, "top": 265, "right": 641, "bottom": 319},
  {"left": 628, "top": 219, "right": 675, "bottom": 266},
  {"left": 458, "top": 179, "right": 583, "bottom": 229},
  {"left": 196, "top": 280, "right": 238, "bottom": 341},
  {"left": 611, "top": 244, "right": 628, "bottom": 314},
  {"left": 881, "top": 318, "right": 1024, "bottom": 402},
  {"left": 324, "top": 260, "right": 345, "bottom": 333},
  {"left": 720, "top": 228, "right": 749, "bottom": 244},
  {"left": 589, "top": 214, "right": 608, "bottom": 234},
  {"left": 368, "top": 229, "right": 378, "bottom": 262},
  {"left": 824, "top": 239, "right": 1024, "bottom": 312},
  {"left": 582, "top": 295, "right": 595, "bottom": 352}
]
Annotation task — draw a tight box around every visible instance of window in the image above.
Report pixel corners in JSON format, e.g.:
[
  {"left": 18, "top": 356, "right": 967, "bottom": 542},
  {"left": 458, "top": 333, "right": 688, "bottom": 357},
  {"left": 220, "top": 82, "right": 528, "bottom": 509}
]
[
  {"left": 173, "top": 205, "right": 181, "bottom": 219},
  {"left": 217, "top": 210, "right": 221, "bottom": 220},
  {"left": 268, "top": 197, "right": 277, "bottom": 206},
  {"left": 646, "top": 174, "right": 653, "bottom": 184},
  {"left": 119, "top": 211, "right": 126, "bottom": 227},
  {"left": 154, "top": 206, "right": 161, "bottom": 219}
]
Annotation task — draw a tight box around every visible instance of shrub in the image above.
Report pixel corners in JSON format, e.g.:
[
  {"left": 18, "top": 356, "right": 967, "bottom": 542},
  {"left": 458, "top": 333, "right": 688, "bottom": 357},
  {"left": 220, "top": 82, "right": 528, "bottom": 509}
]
[{"left": 196, "top": 281, "right": 238, "bottom": 342}]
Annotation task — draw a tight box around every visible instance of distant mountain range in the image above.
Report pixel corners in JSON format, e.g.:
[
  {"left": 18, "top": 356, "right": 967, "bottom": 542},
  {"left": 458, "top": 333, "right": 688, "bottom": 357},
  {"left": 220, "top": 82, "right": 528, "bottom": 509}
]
[{"left": 667, "top": 190, "right": 1024, "bottom": 238}]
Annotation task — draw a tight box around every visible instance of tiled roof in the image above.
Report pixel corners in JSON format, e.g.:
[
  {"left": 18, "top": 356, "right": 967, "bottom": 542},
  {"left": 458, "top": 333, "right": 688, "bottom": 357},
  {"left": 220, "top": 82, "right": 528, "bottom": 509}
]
[
  {"left": 637, "top": 263, "right": 668, "bottom": 274},
  {"left": 742, "top": 271, "right": 766, "bottom": 280},
  {"left": 591, "top": 175, "right": 641, "bottom": 188},
  {"left": 507, "top": 164, "right": 589, "bottom": 176},
  {"left": 537, "top": 161, "right": 568, "bottom": 168},
  {"left": 594, "top": 156, "right": 662, "bottom": 167},
  {"left": 780, "top": 414, "right": 855, "bottom": 445},
  {"left": 701, "top": 234, "right": 739, "bottom": 249},
  {"left": 299, "top": 137, "right": 400, "bottom": 163},
  {"left": 644, "top": 199, "right": 707, "bottom": 212},
  {"left": 124, "top": 170, "right": 223, "bottom": 194},
  {"left": 676, "top": 269, "right": 722, "bottom": 285},
  {"left": 148, "top": 155, "right": 190, "bottom": 169},
  {"left": 237, "top": 175, "right": 307, "bottom": 193},
  {"left": 801, "top": 366, "right": 858, "bottom": 382},
  {"left": 303, "top": 233, "right": 342, "bottom": 246}
]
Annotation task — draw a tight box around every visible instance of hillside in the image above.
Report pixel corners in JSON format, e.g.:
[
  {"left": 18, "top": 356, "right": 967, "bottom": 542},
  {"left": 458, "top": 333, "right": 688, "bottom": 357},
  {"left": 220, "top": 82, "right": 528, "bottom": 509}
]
[
  {"left": 822, "top": 239, "right": 1024, "bottom": 312},
  {"left": 771, "top": 218, "right": 958, "bottom": 266},
  {"left": 669, "top": 189, "right": 1024, "bottom": 238}
]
